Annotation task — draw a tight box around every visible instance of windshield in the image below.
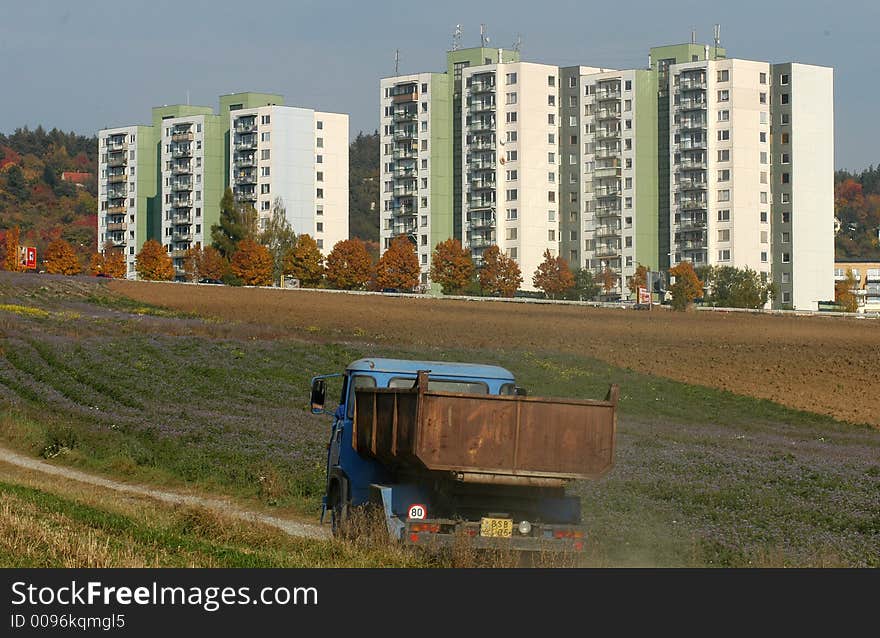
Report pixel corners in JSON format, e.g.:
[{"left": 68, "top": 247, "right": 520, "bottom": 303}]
[
  {"left": 347, "top": 375, "right": 376, "bottom": 419},
  {"left": 388, "top": 377, "right": 489, "bottom": 394}
]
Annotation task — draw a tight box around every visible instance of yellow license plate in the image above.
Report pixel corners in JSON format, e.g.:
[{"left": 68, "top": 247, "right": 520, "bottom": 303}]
[{"left": 480, "top": 517, "right": 513, "bottom": 538}]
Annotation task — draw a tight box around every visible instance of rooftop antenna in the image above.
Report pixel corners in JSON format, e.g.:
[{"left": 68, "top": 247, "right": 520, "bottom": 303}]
[
  {"left": 713, "top": 23, "right": 721, "bottom": 57},
  {"left": 394, "top": 49, "right": 400, "bottom": 75},
  {"left": 691, "top": 29, "right": 696, "bottom": 44},
  {"left": 452, "top": 24, "right": 462, "bottom": 51},
  {"left": 186, "top": 90, "right": 190, "bottom": 106},
  {"left": 480, "top": 24, "right": 489, "bottom": 47},
  {"left": 513, "top": 33, "right": 522, "bottom": 53}
]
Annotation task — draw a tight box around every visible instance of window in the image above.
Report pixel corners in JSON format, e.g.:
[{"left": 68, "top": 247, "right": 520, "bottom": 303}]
[
  {"left": 625, "top": 119, "right": 632, "bottom": 130},
  {"left": 506, "top": 189, "right": 518, "bottom": 201},
  {"left": 261, "top": 166, "right": 271, "bottom": 177},
  {"left": 759, "top": 72, "right": 767, "bottom": 84},
  {"left": 262, "top": 149, "right": 271, "bottom": 160},
  {"left": 506, "top": 150, "right": 517, "bottom": 162},
  {"left": 761, "top": 251, "right": 768, "bottom": 262},
  {"left": 625, "top": 177, "right": 632, "bottom": 189},
  {"left": 760, "top": 131, "right": 767, "bottom": 143},
  {"left": 548, "top": 152, "right": 555, "bottom": 164},
  {"left": 624, "top": 80, "right": 632, "bottom": 91},
  {"left": 261, "top": 184, "right": 270, "bottom": 194},
  {"left": 781, "top": 193, "right": 790, "bottom": 204},
  {"left": 717, "top": 189, "right": 730, "bottom": 202},
  {"left": 760, "top": 151, "right": 768, "bottom": 165},
  {"left": 625, "top": 197, "right": 632, "bottom": 209},
  {"left": 717, "top": 169, "right": 730, "bottom": 181},
  {"left": 718, "top": 249, "right": 731, "bottom": 261},
  {"left": 718, "top": 129, "right": 730, "bottom": 141},
  {"left": 569, "top": 115, "right": 577, "bottom": 127},
  {"left": 316, "top": 188, "right": 323, "bottom": 198},
  {"left": 506, "top": 112, "right": 518, "bottom": 123},
  {"left": 718, "top": 229, "right": 730, "bottom": 242},
  {"left": 717, "top": 149, "right": 730, "bottom": 162},
  {"left": 760, "top": 211, "right": 768, "bottom": 223},
  {"left": 261, "top": 132, "right": 270, "bottom": 142},
  {"left": 507, "top": 130, "right": 518, "bottom": 142},
  {"left": 782, "top": 173, "right": 790, "bottom": 184},
  {"left": 780, "top": 74, "right": 789, "bottom": 85},
  {"left": 548, "top": 113, "right": 555, "bottom": 125},
  {"left": 548, "top": 95, "right": 556, "bottom": 106},
  {"left": 782, "top": 232, "right": 790, "bottom": 243},
  {"left": 548, "top": 191, "right": 556, "bottom": 203},
  {"left": 506, "top": 228, "right": 518, "bottom": 240},
  {"left": 781, "top": 153, "right": 790, "bottom": 164},
  {"left": 718, "top": 110, "right": 729, "bottom": 122},
  {"left": 548, "top": 75, "right": 555, "bottom": 87},
  {"left": 782, "top": 272, "right": 791, "bottom": 284},
  {"left": 781, "top": 113, "right": 790, "bottom": 125},
  {"left": 781, "top": 93, "right": 790, "bottom": 105},
  {"left": 782, "top": 132, "right": 790, "bottom": 144},
  {"left": 782, "top": 212, "right": 791, "bottom": 223},
  {"left": 422, "top": 83, "right": 428, "bottom": 93},
  {"left": 548, "top": 132, "right": 555, "bottom": 144},
  {"left": 569, "top": 95, "right": 577, "bottom": 107},
  {"left": 782, "top": 253, "right": 790, "bottom": 263},
  {"left": 717, "top": 69, "right": 729, "bottom": 82},
  {"left": 760, "top": 191, "right": 768, "bottom": 204},
  {"left": 506, "top": 208, "right": 518, "bottom": 220},
  {"left": 625, "top": 236, "right": 632, "bottom": 248},
  {"left": 761, "top": 231, "right": 768, "bottom": 244},
  {"left": 569, "top": 76, "right": 577, "bottom": 88},
  {"left": 506, "top": 92, "right": 517, "bottom": 105},
  {"left": 548, "top": 172, "right": 555, "bottom": 183},
  {"left": 717, "top": 209, "right": 730, "bottom": 221},
  {"left": 506, "top": 169, "right": 518, "bottom": 181},
  {"left": 760, "top": 171, "right": 768, "bottom": 184},
  {"left": 718, "top": 90, "right": 729, "bottom": 102},
  {"left": 548, "top": 230, "right": 556, "bottom": 241},
  {"left": 316, "top": 171, "right": 323, "bottom": 182},
  {"left": 316, "top": 120, "right": 323, "bottom": 130},
  {"left": 548, "top": 210, "right": 556, "bottom": 221}
]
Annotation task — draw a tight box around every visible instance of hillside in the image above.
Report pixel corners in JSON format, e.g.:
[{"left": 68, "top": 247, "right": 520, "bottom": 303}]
[{"left": 834, "top": 168, "right": 880, "bottom": 260}]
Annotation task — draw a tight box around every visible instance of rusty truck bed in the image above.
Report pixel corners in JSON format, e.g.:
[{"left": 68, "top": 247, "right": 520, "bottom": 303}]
[{"left": 353, "top": 371, "right": 618, "bottom": 484}]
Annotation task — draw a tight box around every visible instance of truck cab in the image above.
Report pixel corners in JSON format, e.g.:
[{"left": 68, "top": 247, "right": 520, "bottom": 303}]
[{"left": 310, "top": 358, "right": 618, "bottom": 552}]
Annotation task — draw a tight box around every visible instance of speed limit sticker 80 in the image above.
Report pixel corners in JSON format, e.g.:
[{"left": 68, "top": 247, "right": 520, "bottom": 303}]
[{"left": 407, "top": 504, "right": 427, "bottom": 520}]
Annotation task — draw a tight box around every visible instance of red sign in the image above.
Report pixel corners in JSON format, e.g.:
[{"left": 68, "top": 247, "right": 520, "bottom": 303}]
[
  {"left": 19, "top": 246, "right": 36, "bottom": 270},
  {"left": 638, "top": 286, "right": 651, "bottom": 305}
]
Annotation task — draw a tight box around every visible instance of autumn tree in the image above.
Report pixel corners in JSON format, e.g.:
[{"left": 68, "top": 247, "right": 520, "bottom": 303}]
[
  {"left": 701, "top": 265, "right": 775, "bottom": 309},
  {"left": 478, "top": 245, "right": 522, "bottom": 298},
  {"left": 103, "top": 243, "right": 127, "bottom": 278},
  {"left": 669, "top": 261, "right": 704, "bottom": 311},
  {"left": 89, "top": 251, "right": 105, "bottom": 276},
  {"left": 430, "top": 238, "right": 475, "bottom": 295},
  {"left": 4, "top": 226, "right": 21, "bottom": 272},
  {"left": 282, "top": 233, "right": 324, "bottom": 287},
  {"left": 834, "top": 268, "right": 859, "bottom": 313},
  {"left": 230, "top": 238, "right": 273, "bottom": 286},
  {"left": 44, "top": 238, "right": 81, "bottom": 275},
  {"left": 600, "top": 266, "right": 618, "bottom": 296},
  {"left": 375, "top": 235, "right": 420, "bottom": 291},
  {"left": 182, "top": 246, "right": 201, "bottom": 282},
  {"left": 199, "top": 246, "right": 227, "bottom": 281},
  {"left": 532, "top": 249, "right": 575, "bottom": 299},
  {"left": 135, "top": 239, "right": 174, "bottom": 281},
  {"left": 565, "top": 267, "right": 601, "bottom": 301},
  {"left": 259, "top": 198, "right": 297, "bottom": 282},
  {"left": 627, "top": 263, "right": 648, "bottom": 296},
  {"left": 325, "top": 238, "right": 374, "bottom": 290}
]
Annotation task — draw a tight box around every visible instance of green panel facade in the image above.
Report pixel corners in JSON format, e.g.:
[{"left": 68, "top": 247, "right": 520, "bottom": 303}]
[{"left": 633, "top": 70, "right": 659, "bottom": 272}]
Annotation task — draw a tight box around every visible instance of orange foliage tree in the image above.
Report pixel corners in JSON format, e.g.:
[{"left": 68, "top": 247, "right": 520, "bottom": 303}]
[
  {"left": 182, "top": 246, "right": 201, "bottom": 282},
  {"left": 430, "top": 238, "right": 474, "bottom": 295},
  {"left": 103, "top": 243, "right": 127, "bottom": 278},
  {"left": 4, "top": 226, "right": 21, "bottom": 272},
  {"left": 325, "top": 238, "right": 374, "bottom": 290},
  {"left": 199, "top": 246, "right": 227, "bottom": 281},
  {"left": 532, "top": 249, "right": 575, "bottom": 299},
  {"left": 89, "top": 251, "right": 105, "bottom": 276},
  {"left": 135, "top": 239, "right": 174, "bottom": 281},
  {"left": 834, "top": 268, "right": 859, "bottom": 313},
  {"left": 478, "top": 245, "right": 522, "bottom": 297},
  {"left": 669, "top": 261, "right": 704, "bottom": 311},
  {"left": 282, "top": 233, "right": 324, "bottom": 287},
  {"left": 230, "top": 239, "right": 273, "bottom": 286},
  {"left": 627, "top": 263, "right": 648, "bottom": 295},
  {"left": 375, "top": 235, "right": 420, "bottom": 291},
  {"left": 44, "top": 238, "right": 81, "bottom": 275},
  {"left": 601, "top": 267, "right": 618, "bottom": 295}
]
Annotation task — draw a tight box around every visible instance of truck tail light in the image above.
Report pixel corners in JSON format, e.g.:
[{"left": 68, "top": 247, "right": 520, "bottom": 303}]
[
  {"left": 410, "top": 523, "right": 440, "bottom": 533},
  {"left": 553, "top": 529, "right": 585, "bottom": 539}
]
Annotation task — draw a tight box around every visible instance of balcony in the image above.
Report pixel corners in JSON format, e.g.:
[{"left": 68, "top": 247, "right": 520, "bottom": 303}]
[
  {"left": 171, "top": 179, "right": 193, "bottom": 192},
  {"left": 392, "top": 223, "right": 417, "bottom": 236},
  {"left": 595, "top": 128, "right": 620, "bottom": 140},
  {"left": 172, "top": 132, "right": 194, "bottom": 143},
  {"left": 678, "top": 76, "right": 706, "bottom": 91},
  {"left": 108, "top": 204, "right": 127, "bottom": 214},
  {"left": 469, "top": 214, "right": 496, "bottom": 228},
  {"left": 469, "top": 138, "right": 495, "bottom": 151},
  {"left": 680, "top": 158, "right": 707, "bottom": 170},
  {"left": 595, "top": 187, "right": 621, "bottom": 198},
  {"left": 234, "top": 137, "right": 257, "bottom": 150},
  {"left": 678, "top": 179, "right": 707, "bottom": 191},
  {"left": 679, "top": 119, "right": 706, "bottom": 131},
  {"left": 469, "top": 236, "right": 495, "bottom": 248},
  {"left": 110, "top": 238, "right": 127, "bottom": 249},
  {"left": 107, "top": 188, "right": 127, "bottom": 199},
  {"left": 468, "top": 120, "right": 496, "bottom": 134},
  {"left": 391, "top": 203, "right": 416, "bottom": 216},
  {"left": 235, "top": 170, "right": 257, "bottom": 184},
  {"left": 595, "top": 245, "right": 620, "bottom": 258},
  {"left": 469, "top": 79, "right": 495, "bottom": 94},
  {"left": 173, "top": 213, "right": 191, "bottom": 224},
  {"left": 393, "top": 128, "right": 418, "bottom": 141},
  {"left": 107, "top": 174, "right": 127, "bottom": 184},
  {"left": 392, "top": 146, "right": 417, "bottom": 160},
  {"left": 106, "top": 138, "right": 126, "bottom": 151},
  {"left": 595, "top": 205, "right": 621, "bottom": 217},
  {"left": 392, "top": 90, "right": 418, "bottom": 104},
  {"left": 172, "top": 146, "right": 193, "bottom": 158},
  {"left": 107, "top": 154, "right": 127, "bottom": 167},
  {"left": 594, "top": 147, "right": 619, "bottom": 159},
  {"left": 594, "top": 166, "right": 621, "bottom": 179},
  {"left": 470, "top": 159, "right": 496, "bottom": 171},
  {"left": 676, "top": 220, "right": 707, "bottom": 232},
  {"left": 172, "top": 162, "right": 192, "bottom": 174},
  {"left": 596, "top": 108, "right": 620, "bottom": 120},
  {"left": 595, "top": 88, "right": 621, "bottom": 101},
  {"left": 234, "top": 190, "right": 256, "bottom": 202},
  {"left": 106, "top": 222, "right": 127, "bottom": 232},
  {"left": 173, "top": 231, "right": 192, "bottom": 242},
  {"left": 393, "top": 184, "right": 417, "bottom": 197},
  {"left": 678, "top": 99, "right": 707, "bottom": 111},
  {"left": 172, "top": 196, "right": 193, "bottom": 207},
  {"left": 677, "top": 138, "right": 707, "bottom": 151},
  {"left": 234, "top": 155, "right": 256, "bottom": 168},
  {"left": 171, "top": 249, "right": 189, "bottom": 259},
  {"left": 393, "top": 108, "right": 418, "bottom": 122},
  {"left": 470, "top": 100, "right": 496, "bottom": 113},
  {"left": 680, "top": 199, "right": 707, "bottom": 211},
  {"left": 235, "top": 121, "right": 257, "bottom": 134},
  {"left": 678, "top": 239, "right": 706, "bottom": 250},
  {"left": 595, "top": 226, "right": 620, "bottom": 238},
  {"left": 393, "top": 167, "right": 417, "bottom": 179}
]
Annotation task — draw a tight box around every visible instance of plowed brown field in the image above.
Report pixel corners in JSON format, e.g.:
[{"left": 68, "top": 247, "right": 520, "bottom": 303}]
[{"left": 109, "top": 281, "right": 880, "bottom": 426}]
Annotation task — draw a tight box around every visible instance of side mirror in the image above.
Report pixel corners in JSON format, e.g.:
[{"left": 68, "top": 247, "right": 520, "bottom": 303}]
[
  {"left": 514, "top": 386, "right": 528, "bottom": 397},
  {"left": 310, "top": 378, "right": 326, "bottom": 414}
]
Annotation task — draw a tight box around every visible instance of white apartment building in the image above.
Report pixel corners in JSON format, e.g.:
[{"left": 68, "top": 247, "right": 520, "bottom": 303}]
[
  {"left": 160, "top": 114, "right": 217, "bottom": 274},
  {"left": 461, "top": 61, "right": 560, "bottom": 284},
  {"left": 97, "top": 126, "right": 150, "bottom": 278},
  {"left": 379, "top": 73, "right": 444, "bottom": 286},
  {"left": 229, "top": 105, "right": 348, "bottom": 254},
  {"left": 669, "top": 57, "right": 773, "bottom": 277},
  {"left": 771, "top": 63, "right": 834, "bottom": 309}
]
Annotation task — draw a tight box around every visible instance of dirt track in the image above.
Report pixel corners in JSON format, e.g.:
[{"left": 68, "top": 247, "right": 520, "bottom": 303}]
[
  {"left": 0, "top": 446, "right": 328, "bottom": 540},
  {"left": 109, "top": 281, "right": 880, "bottom": 426}
]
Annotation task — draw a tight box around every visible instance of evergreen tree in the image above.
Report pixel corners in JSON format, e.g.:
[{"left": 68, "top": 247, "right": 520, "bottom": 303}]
[{"left": 211, "top": 188, "right": 246, "bottom": 259}]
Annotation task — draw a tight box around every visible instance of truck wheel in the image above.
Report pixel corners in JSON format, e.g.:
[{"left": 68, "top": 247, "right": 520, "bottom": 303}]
[{"left": 330, "top": 499, "right": 349, "bottom": 537}]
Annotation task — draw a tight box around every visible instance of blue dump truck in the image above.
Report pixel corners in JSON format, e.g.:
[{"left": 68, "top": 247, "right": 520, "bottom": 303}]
[{"left": 310, "top": 358, "right": 618, "bottom": 552}]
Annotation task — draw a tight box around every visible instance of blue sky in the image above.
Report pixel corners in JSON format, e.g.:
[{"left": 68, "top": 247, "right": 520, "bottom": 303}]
[{"left": 0, "top": 0, "right": 876, "bottom": 169}]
